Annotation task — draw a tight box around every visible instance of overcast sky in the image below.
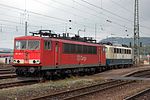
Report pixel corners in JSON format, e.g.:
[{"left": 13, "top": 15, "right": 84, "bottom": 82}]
[{"left": 0, "top": 0, "right": 149, "bottom": 49}]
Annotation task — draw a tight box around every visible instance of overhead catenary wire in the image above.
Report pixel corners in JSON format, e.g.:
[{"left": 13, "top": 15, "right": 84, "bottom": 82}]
[
  {"left": 32, "top": 0, "right": 108, "bottom": 29},
  {"left": 0, "top": 3, "right": 100, "bottom": 31},
  {"left": 0, "top": 3, "right": 67, "bottom": 22},
  {"left": 109, "top": 0, "right": 133, "bottom": 14},
  {"left": 0, "top": 1, "right": 149, "bottom": 37},
  {"left": 109, "top": 0, "right": 149, "bottom": 30},
  {"left": 73, "top": 0, "right": 128, "bottom": 23},
  {"left": 79, "top": 0, "right": 133, "bottom": 22},
  {"left": 0, "top": 2, "right": 138, "bottom": 28},
  {"left": 79, "top": 0, "right": 150, "bottom": 32}
]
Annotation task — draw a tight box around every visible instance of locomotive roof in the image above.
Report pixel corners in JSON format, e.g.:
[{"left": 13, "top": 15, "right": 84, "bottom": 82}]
[
  {"left": 15, "top": 30, "right": 104, "bottom": 47},
  {"left": 15, "top": 35, "right": 103, "bottom": 47},
  {"left": 15, "top": 36, "right": 42, "bottom": 40},
  {"left": 51, "top": 37, "right": 101, "bottom": 46},
  {"left": 104, "top": 44, "right": 132, "bottom": 49}
]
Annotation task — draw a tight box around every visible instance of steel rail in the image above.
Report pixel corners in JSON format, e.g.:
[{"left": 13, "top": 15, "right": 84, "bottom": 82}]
[
  {"left": 124, "top": 88, "right": 150, "bottom": 100},
  {"left": 32, "top": 80, "right": 136, "bottom": 100}
]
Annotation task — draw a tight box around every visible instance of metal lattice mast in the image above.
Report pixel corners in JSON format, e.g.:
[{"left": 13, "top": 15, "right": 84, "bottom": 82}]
[{"left": 134, "top": 0, "right": 140, "bottom": 66}]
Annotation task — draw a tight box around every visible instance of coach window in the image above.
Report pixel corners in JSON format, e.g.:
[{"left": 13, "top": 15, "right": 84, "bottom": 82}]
[
  {"left": 44, "top": 40, "right": 51, "bottom": 50},
  {"left": 117, "top": 48, "right": 119, "bottom": 53},
  {"left": 127, "top": 50, "right": 129, "bottom": 54},
  {"left": 120, "top": 49, "right": 122, "bottom": 53},
  {"left": 114, "top": 48, "right": 116, "bottom": 53},
  {"left": 129, "top": 50, "right": 131, "bottom": 54},
  {"left": 119, "top": 49, "right": 121, "bottom": 53}
]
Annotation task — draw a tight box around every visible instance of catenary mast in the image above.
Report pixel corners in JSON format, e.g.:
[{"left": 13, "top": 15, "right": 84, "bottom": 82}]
[{"left": 133, "top": 0, "right": 140, "bottom": 66}]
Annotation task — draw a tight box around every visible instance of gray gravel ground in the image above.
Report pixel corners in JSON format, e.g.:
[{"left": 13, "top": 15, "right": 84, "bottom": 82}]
[
  {"left": 76, "top": 81, "right": 150, "bottom": 100},
  {"left": 0, "top": 76, "right": 106, "bottom": 100},
  {"left": 0, "top": 65, "right": 150, "bottom": 100},
  {"left": 0, "top": 78, "right": 19, "bottom": 84}
]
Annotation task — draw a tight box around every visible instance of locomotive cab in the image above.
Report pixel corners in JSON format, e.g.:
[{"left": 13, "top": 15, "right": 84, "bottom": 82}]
[
  {"left": 13, "top": 36, "right": 42, "bottom": 75},
  {"left": 13, "top": 30, "right": 56, "bottom": 76}
]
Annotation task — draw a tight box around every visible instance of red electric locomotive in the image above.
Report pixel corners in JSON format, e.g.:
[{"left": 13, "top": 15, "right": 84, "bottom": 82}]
[{"left": 13, "top": 30, "right": 106, "bottom": 77}]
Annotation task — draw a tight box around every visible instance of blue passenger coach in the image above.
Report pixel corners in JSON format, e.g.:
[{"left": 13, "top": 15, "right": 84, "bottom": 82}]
[{"left": 104, "top": 45, "right": 133, "bottom": 67}]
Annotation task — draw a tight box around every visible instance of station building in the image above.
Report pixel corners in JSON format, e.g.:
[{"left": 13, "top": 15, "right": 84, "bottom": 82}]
[{"left": 0, "top": 53, "right": 13, "bottom": 64}]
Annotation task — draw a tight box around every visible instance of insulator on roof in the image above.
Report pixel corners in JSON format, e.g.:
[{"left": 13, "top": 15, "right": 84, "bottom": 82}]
[{"left": 67, "top": 33, "right": 69, "bottom": 37}]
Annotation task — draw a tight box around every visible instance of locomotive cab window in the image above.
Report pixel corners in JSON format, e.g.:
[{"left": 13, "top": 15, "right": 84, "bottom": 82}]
[
  {"left": 15, "top": 40, "right": 27, "bottom": 50},
  {"left": 44, "top": 40, "right": 51, "bottom": 50},
  {"left": 15, "top": 40, "right": 40, "bottom": 50},
  {"left": 28, "top": 40, "right": 40, "bottom": 50}
]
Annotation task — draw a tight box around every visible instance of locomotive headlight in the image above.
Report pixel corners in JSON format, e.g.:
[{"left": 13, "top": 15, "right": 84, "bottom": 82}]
[
  {"left": 13, "top": 60, "right": 17, "bottom": 63},
  {"left": 36, "top": 60, "right": 40, "bottom": 64},
  {"left": 13, "top": 59, "right": 24, "bottom": 64},
  {"left": 17, "top": 60, "right": 20, "bottom": 63},
  {"left": 33, "top": 60, "right": 36, "bottom": 63},
  {"left": 29, "top": 60, "right": 40, "bottom": 64}
]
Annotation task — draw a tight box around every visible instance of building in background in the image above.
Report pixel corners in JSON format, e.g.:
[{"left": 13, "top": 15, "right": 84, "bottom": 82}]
[{"left": 0, "top": 49, "right": 13, "bottom": 64}]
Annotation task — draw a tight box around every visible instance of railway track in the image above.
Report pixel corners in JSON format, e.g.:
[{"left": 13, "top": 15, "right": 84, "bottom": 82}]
[
  {"left": 0, "top": 69, "right": 15, "bottom": 74},
  {"left": 32, "top": 80, "right": 137, "bottom": 100},
  {"left": 127, "top": 70, "right": 150, "bottom": 78},
  {"left": 124, "top": 88, "right": 150, "bottom": 100},
  {"left": 0, "top": 74, "right": 16, "bottom": 79},
  {"left": 0, "top": 79, "right": 39, "bottom": 89},
  {"left": 31, "top": 69, "right": 150, "bottom": 100},
  {"left": 0, "top": 68, "right": 16, "bottom": 79}
]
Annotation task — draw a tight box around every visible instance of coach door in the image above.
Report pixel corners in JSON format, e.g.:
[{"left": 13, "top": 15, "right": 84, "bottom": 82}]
[{"left": 55, "top": 42, "right": 60, "bottom": 67}]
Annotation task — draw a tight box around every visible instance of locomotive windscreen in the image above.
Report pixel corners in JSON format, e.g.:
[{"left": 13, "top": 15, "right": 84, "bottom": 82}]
[{"left": 15, "top": 40, "right": 40, "bottom": 50}]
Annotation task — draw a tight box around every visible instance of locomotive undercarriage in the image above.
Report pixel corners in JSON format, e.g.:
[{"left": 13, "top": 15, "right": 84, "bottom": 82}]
[
  {"left": 15, "top": 66, "right": 101, "bottom": 79},
  {"left": 15, "top": 66, "right": 41, "bottom": 77},
  {"left": 15, "top": 64, "right": 132, "bottom": 80}
]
